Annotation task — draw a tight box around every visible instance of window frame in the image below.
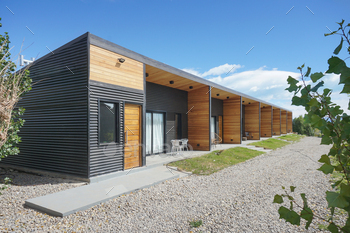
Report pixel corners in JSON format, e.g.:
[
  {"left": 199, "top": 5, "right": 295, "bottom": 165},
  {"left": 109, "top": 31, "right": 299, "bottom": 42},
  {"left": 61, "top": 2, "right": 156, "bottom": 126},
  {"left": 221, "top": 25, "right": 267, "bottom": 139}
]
[{"left": 98, "top": 98, "right": 121, "bottom": 146}]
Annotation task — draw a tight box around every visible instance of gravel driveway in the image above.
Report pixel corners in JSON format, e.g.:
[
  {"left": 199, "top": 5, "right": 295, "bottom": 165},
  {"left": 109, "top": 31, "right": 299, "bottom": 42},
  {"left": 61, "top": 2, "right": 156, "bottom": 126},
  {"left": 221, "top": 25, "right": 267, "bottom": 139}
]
[{"left": 0, "top": 137, "right": 335, "bottom": 232}]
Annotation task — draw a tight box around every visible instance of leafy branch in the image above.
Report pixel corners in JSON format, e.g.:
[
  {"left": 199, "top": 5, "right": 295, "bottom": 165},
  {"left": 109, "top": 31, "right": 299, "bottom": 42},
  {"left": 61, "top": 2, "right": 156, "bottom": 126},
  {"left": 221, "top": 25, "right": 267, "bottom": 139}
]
[{"left": 275, "top": 19, "right": 350, "bottom": 233}]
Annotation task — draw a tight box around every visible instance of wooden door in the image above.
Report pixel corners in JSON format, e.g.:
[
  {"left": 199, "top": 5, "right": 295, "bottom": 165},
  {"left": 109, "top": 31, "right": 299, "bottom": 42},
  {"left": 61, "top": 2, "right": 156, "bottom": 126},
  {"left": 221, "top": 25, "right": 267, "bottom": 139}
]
[{"left": 124, "top": 103, "right": 142, "bottom": 170}]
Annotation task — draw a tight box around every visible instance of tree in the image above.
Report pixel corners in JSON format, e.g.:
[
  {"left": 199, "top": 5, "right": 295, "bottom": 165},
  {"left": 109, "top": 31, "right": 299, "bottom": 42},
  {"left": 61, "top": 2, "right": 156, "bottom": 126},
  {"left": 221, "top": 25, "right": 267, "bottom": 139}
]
[
  {"left": 293, "top": 115, "right": 315, "bottom": 136},
  {"left": 0, "top": 18, "right": 32, "bottom": 160},
  {"left": 274, "top": 20, "right": 350, "bottom": 232}
]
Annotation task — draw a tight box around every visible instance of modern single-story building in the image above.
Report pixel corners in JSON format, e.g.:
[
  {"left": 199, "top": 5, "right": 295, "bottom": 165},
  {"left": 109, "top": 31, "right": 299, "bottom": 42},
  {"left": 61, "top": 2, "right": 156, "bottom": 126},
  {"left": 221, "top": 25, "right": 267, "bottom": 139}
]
[{"left": 1, "top": 33, "right": 292, "bottom": 181}]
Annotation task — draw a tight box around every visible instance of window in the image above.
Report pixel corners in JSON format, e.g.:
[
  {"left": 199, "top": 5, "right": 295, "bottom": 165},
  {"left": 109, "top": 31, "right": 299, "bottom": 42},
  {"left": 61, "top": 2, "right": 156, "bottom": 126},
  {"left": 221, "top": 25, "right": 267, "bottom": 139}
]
[{"left": 99, "top": 101, "right": 118, "bottom": 144}]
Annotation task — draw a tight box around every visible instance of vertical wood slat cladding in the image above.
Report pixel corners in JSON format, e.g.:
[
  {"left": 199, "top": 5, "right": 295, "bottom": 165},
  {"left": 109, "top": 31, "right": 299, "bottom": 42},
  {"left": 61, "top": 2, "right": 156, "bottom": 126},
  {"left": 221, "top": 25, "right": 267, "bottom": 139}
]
[
  {"left": 281, "top": 110, "right": 287, "bottom": 134},
  {"left": 223, "top": 97, "right": 241, "bottom": 144},
  {"left": 89, "top": 80, "right": 143, "bottom": 177},
  {"left": 244, "top": 102, "right": 260, "bottom": 140},
  {"left": 0, "top": 34, "right": 89, "bottom": 178},
  {"left": 90, "top": 45, "right": 144, "bottom": 90},
  {"left": 218, "top": 116, "right": 223, "bottom": 140},
  {"left": 273, "top": 109, "right": 281, "bottom": 135},
  {"left": 188, "top": 86, "right": 210, "bottom": 151},
  {"left": 261, "top": 106, "right": 272, "bottom": 137},
  {"left": 124, "top": 103, "right": 141, "bottom": 170},
  {"left": 287, "top": 112, "right": 293, "bottom": 133}
]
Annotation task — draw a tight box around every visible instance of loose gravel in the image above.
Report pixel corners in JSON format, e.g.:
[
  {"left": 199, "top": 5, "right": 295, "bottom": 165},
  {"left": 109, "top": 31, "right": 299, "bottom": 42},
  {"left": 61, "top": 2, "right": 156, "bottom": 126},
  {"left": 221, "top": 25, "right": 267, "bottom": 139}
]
[{"left": 0, "top": 137, "right": 340, "bottom": 232}]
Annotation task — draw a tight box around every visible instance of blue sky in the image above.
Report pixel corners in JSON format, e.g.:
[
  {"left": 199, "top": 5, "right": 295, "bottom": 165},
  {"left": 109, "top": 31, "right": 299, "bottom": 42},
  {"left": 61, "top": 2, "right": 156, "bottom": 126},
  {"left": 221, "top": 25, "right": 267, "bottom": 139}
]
[{"left": 2, "top": 0, "right": 350, "bottom": 117}]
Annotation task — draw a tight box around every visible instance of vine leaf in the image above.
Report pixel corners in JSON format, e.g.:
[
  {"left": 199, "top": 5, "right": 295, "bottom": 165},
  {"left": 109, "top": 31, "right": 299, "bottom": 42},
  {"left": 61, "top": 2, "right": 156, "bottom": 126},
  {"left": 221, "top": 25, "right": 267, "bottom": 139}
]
[
  {"left": 311, "top": 81, "right": 324, "bottom": 92},
  {"left": 318, "top": 154, "right": 331, "bottom": 164},
  {"left": 310, "top": 72, "right": 324, "bottom": 83},
  {"left": 326, "top": 56, "right": 346, "bottom": 74},
  {"left": 326, "top": 191, "right": 349, "bottom": 208},
  {"left": 328, "top": 222, "right": 339, "bottom": 233},
  {"left": 318, "top": 163, "right": 334, "bottom": 174},
  {"left": 273, "top": 195, "right": 283, "bottom": 204},
  {"left": 278, "top": 206, "right": 301, "bottom": 225},
  {"left": 334, "top": 37, "right": 343, "bottom": 55},
  {"left": 300, "top": 193, "right": 313, "bottom": 229}
]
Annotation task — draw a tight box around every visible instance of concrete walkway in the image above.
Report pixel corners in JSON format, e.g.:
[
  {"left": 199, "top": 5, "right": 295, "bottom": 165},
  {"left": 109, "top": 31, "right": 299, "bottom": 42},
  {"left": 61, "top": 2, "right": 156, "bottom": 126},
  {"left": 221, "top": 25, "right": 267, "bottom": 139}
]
[
  {"left": 25, "top": 166, "right": 188, "bottom": 217},
  {"left": 25, "top": 136, "right": 282, "bottom": 217}
]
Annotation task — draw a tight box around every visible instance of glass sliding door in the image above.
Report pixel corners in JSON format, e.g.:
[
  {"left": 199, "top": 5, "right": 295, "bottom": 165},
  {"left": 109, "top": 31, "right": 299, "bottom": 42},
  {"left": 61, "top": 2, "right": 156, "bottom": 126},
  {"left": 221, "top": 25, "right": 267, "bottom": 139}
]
[{"left": 145, "top": 111, "right": 165, "bottom": 155}]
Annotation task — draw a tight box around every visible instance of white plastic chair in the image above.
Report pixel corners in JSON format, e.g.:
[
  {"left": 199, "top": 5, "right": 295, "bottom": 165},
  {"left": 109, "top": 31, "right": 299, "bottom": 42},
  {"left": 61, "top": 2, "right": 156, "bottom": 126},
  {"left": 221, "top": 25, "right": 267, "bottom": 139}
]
[
  {"left": 181, "top": 138, "right": 188, "bottom": 151},
  {"left": 171, "top": 139, "right": 182, "bottom": 155}
]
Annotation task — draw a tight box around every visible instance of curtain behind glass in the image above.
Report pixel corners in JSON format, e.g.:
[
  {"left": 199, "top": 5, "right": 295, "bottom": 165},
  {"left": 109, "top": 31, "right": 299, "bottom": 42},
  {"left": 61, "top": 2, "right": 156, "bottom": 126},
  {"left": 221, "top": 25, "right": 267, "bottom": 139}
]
[
  {"left": 153, "top": 113, "right": 164, "bottom": 154},
  {"left": 146, "top": 113, "right": 152, "bottom": 155}
]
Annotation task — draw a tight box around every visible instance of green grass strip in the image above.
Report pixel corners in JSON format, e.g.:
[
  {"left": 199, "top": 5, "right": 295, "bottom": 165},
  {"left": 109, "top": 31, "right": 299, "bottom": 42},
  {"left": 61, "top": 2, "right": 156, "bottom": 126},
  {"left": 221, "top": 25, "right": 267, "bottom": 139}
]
[
  {"left": 248, "top": 138, "right": 290, "bottom": 150},
  {"left": 278, "top": 134, "right": 305, "bottom": 142},
  {"left": 168, "top": 147, "right": 264, "bottom": 175}
]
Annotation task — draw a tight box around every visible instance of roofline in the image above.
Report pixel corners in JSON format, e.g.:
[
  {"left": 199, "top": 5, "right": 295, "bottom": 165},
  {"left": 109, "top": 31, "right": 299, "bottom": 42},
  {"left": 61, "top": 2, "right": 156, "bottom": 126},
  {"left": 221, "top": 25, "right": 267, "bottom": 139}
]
[{"left": 88, "top": 33, "right": 291, "bottom": 112}]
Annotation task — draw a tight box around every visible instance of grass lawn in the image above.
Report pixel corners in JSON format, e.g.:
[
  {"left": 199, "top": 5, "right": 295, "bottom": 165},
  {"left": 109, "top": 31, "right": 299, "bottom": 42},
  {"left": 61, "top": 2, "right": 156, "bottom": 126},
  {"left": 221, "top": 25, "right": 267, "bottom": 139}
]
[
  {"left": 248, "top": 138, "right": 290, "bottom": 150},
  {"left": 278, "top": 134, "right": 305, "bottom": 142},
  {"left": 168, "top": 147, "right": 264, "bottom": 175}
]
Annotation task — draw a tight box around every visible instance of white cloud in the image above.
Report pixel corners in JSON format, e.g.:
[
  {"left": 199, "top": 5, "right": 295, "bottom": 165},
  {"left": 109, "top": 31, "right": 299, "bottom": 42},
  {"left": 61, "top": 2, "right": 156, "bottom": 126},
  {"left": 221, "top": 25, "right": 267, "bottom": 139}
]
[
  {"left": 184, "top": 64, "right": 350, "bottom": 118},
  {"left": 202, "top": 64, "right": 242, "bottom": 77},
  {"left": 182, "top": 64, "right": 242, "bottom": 78},
  {"left": 182, "top": 68, "right": 202, "bottom": 77}
]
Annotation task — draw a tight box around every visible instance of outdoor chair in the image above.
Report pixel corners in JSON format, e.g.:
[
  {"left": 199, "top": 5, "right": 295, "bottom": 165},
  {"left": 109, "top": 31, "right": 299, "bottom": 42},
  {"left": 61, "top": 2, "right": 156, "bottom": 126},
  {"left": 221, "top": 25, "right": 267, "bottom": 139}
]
[
  {"left": 171, "top": 139, "right": 183, "bottom": 155},
  {"left": 211, "top": 133, "right": 222, "bottom": 148},
  {"left": 180, "top": 138, "right": 188, "bottom": 151}
]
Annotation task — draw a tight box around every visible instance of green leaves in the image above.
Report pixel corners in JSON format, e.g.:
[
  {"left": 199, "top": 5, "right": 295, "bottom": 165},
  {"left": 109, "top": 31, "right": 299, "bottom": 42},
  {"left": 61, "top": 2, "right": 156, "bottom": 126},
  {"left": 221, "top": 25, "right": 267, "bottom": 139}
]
[
  {"left": 334, "top": 37, "right": 344, "bottom": 55},
  {"left": 286, "top": 76, "right": 300, "bottom": 92},
  {"left": 326, "top": 191, "right": 349, "bottom": 208},
  {"left": 310, "top": 72, "right": 324, "bottom": 83},
  {"left": 318, "top": 163, "right": 334, "bottom": 174},
  {"left": 310, "top": 81, "right": 324, "bottom": 92},
  {"left": 328, "top": 223, "right": 340, "bottom": 233},
  {"left": 278, "top": 206, "right": 301, "bottom": 225},
  {"left": 278, "top": 19, "right": 350, "bottom": 232},
  {"left": 326, "top": 57, "right": 346, "bottom": 74},
  {"left": 273, "top": 195, "right": 283, "bottom": 204}
]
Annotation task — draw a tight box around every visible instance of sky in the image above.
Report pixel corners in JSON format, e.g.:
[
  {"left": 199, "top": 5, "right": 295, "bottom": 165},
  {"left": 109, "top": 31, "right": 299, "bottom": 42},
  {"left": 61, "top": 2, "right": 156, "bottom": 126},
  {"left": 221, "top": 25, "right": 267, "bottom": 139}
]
[{"left": 1, "top": 0, "right": 350, "bottom": 117}]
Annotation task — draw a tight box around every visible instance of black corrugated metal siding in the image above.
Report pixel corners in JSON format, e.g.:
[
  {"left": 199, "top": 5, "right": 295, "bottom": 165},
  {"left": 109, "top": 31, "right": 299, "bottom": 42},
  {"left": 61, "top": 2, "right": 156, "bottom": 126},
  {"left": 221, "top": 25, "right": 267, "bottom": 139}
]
[
  {"left": 1, "top": 34, "right": 89, "bottom": 178},
  {"left": 211, "top": 98, "right": 223, "bottom": 117},
  {"left": 89, "top": 80, "right": 144, "bottom": 177},
  {"left": 146, "top": 82, "right": 188, "bottom": 152}
]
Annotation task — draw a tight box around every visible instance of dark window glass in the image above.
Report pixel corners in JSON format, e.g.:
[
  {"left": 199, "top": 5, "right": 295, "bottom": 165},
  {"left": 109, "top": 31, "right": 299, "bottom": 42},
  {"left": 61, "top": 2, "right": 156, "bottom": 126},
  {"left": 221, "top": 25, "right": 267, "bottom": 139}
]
[{"left": 100, "top": 102, "right": 117, "bottom": 144}]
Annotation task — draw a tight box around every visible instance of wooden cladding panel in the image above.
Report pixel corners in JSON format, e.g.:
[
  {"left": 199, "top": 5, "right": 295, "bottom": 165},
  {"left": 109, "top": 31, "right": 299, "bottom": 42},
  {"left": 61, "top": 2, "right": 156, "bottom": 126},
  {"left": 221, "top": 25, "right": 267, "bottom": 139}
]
[
  {"left": 244, "top": 102, "right": 260, "bottom": 140},
  {"left": 218, "top": 115, "right": 223, "bottom": 140},
  {"left": 90, "top": 45, "right": 144, "bottom": 90},
  {"left": 261, "top": 106, "right": 272, "bottom": 137},
  {"left": 124, "top": 103, "right": 142, "bottom": 170},
  {"left": 281, "top": 110, "right": 287, "bottom": 134},
  {"left": 273, "top": 109, "right": 281, "bottom": 135},
  {"left": 188, "top": 86, "right": 210, "bottom": 151},
  {"left": 223, "top": 97, "right": 241, "bottom": 144},
  {"left": 287, "top": 112, "right": 293, "bottom": 133}
]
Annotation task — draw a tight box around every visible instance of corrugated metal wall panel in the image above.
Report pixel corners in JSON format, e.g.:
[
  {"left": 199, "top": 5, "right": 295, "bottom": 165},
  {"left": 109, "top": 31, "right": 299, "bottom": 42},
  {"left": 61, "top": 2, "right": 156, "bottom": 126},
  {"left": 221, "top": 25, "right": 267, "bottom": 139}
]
[
  {"left": 0, "top": 34, "right": 89, "bottom": 178},
  {"left": 89, "top": 80, "right": 144, "bottom": 177},
  {"left": 211, "top": 98, "right": 223, "bottom": 117},
  {"left": 146, "top": 82, "right": 188, "bottom": 152}
]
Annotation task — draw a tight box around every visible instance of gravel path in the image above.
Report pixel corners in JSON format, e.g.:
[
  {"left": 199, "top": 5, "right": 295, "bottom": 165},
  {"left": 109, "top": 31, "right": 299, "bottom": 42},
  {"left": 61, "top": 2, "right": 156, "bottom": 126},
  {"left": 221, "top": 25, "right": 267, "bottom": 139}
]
[{"left": 0, "top": 137, "right": 337, "bottom": 232}]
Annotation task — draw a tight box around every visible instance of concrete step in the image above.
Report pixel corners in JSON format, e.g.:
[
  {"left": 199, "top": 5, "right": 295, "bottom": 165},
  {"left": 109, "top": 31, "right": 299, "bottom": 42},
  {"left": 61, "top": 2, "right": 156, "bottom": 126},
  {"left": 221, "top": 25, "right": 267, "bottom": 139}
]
[{"left": 25, "top": 166, "right": 187, "bottom": 217}]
